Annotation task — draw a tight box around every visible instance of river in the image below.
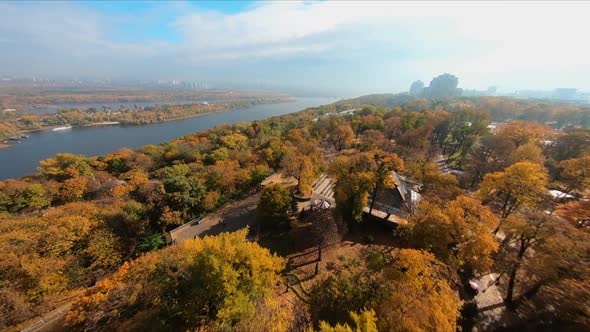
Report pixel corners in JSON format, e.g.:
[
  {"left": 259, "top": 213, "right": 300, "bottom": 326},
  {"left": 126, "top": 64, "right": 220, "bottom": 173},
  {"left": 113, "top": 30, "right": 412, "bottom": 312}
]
[{"left": 0, "top": 97, "right": 337, "bottom": 180}]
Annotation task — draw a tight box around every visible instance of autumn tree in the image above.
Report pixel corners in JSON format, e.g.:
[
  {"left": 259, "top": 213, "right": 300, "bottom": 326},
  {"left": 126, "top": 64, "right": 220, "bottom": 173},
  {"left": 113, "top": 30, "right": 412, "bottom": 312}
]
[
  {"left": 58, "top": 176, "right": 89, "bottom": 202},
  {"left": 309, "top": 249, "right": 461, "bottom": 332},
  {"left": 360, "top": 130, "right": 388, "bottom": 152},
  {"left": 495, "top": 212, "right": 590, "bottom": 310},
  {"left": 281, "top": 153, "right": 316, "bottom": 195},
  {"left": 375, "top": 249, "right": 462, "bottom": 332},
  {"left": 464, "top": 135, "right": 516, "bottom": 187},
  {"left": 509, "top": 142, "right": 545, "bottom": 165},
  {"left": 497, "top": 120, "right": 553, "bottom": 147},
  {"left": 558, "top": 156, "right": 590, "bottom": 196},
  {"left": 38, "top": 153, "right": 93, "bottom": 180},
  {"left": 407, "top": 196, "right": 499, "bottom": 273},
  {"left": 556, "top": 196, "right": 590, "bottom": 230},
  {"left": 318, "top": 310, "right": 378, "bottom": 332},
  {"left": 519, "top": 279, "right": 590, "bottom": 329},
  {"left": 330, "top": 124, "right": 355, "bottom": 151},
  {"left": 65, "top": 230, "right": 285, "bottom": 331},
  {"left": 405, "top": 159, "right": 463, "bottom": 201},
  {"left": 0, "top": 181, "right": 51, "bottom": 213},
  {"left": 478, "top": 161, "right": 548, "bottom": 219},
  {"left": 548, "top": 128, "right": 590, "bottom": 161}
]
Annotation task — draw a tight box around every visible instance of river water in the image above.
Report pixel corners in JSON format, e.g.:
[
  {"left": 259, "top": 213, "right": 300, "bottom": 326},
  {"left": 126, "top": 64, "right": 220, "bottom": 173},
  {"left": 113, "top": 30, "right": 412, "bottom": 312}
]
[{"left": 0, "top": 97, "right": 336, "bottom": 180}]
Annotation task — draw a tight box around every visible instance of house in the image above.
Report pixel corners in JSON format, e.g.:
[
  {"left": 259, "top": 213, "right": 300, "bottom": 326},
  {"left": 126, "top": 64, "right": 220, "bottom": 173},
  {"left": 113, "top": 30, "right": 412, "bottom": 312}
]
[
  {"left": 308, "top": 171, "right": 422, "bottom": 225},
  {"left": 364, "top": 170, "right": 422, "bottom": 224}
]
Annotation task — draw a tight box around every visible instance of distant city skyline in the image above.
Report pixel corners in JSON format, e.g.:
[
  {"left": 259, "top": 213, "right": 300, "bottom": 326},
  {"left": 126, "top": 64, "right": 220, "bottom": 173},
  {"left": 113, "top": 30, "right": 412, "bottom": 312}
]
[{"left": 1, "top": 1, "right": 589, "bottom": 96}]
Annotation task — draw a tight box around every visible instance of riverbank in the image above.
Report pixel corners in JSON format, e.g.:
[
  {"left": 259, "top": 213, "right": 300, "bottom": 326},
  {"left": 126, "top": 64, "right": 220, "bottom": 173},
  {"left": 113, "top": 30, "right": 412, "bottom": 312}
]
[{"left": 0, "top": 97, "right": 293, "bottom": 141}]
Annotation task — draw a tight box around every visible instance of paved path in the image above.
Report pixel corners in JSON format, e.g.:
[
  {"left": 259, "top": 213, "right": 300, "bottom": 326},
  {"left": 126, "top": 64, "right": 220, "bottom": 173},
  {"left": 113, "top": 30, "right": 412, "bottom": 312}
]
[
  {"left": 473, "top": 273, "right": 506, "bottom": 331},
  {"left": 170, "top": 193, "right": 260, "bottom": 243},
  {"left": 19, "top": 302, "right": 73, "bottom": 332}
]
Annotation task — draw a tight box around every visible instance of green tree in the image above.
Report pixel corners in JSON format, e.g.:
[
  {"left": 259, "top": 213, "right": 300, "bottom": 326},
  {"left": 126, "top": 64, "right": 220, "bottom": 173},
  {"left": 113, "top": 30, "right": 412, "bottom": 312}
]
[
  {"left": 329, "top": 153, "right": 376, "bottom": 222},
  {"left": 256, "top": 184, "right": 292, "bottom": 231}
]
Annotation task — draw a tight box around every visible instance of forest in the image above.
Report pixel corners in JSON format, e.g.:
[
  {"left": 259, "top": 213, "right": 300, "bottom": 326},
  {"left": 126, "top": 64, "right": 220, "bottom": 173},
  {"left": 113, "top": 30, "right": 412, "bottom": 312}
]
[{"left": 1, "top": 95, "right": 589, "bottom": 331}]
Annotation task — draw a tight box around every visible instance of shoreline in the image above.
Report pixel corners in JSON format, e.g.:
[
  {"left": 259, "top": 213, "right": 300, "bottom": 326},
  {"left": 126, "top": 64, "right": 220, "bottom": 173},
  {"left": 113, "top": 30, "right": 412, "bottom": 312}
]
[{"left": 2, "top": 98, "right": 296, "bottom": 144}]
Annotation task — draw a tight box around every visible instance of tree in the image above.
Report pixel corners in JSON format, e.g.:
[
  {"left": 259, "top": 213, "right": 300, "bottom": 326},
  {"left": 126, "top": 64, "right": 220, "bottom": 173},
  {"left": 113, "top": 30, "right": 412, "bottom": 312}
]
[
  {"left": 318, "top": 310, "right": 378, "bottom": 332},
  {"left": 309, "top": 248, "right": 460, "bottom": 332},
  {"left": 442, "top": 109, "right": 490, "bottom": 164},
  {"left": 558, "top": 156, "right": 590, "bottom": 196},
  {"left": 38, "top": 153, "right": 93, "bottom": 180},
  {"left": 137, "top": 232, "right": 165, "bottom": 252},
  {"left": 405, "top": 160, "right": 463, "bottom": 201},
  {"left": 375, "top": 249, "right": 462, "bottom": 332},
  {"left": 305, "top": 208, "right": 347, "bottom": 264},
  {"left": 407, "top": 196, "right": 499, "bottom": 273},
  {"left": 257, "top": 184, "right": 292, "bottom": 231},
  {"left": 548, "top": 128, "right": 590, "bottom": 161},
  {"left": 368, "top": 151, "right": 404, "bottom": 215},
  {"left": 329, "top": 153, "right": 376, "bottom": 222},
  {"left": 509, "top": 142, "right": 545, "bottom": 165},
  {"left": 556, "top": 196, "right": 590, "bottom": 230},
  {"left": 281, "top": 153, "right": 316, "bottom": 195},
  {"left": 0, "top": 181, "right": 51, "bottom": 213},
  {"left": 497, "top": 120, "right": 553, "bottom": 147},
  {"left": 478, "top": 162, "right": 548, "bottom": 219},
  {"left": 464, "top": 135, "right": 516, "bottom": 187},
  {"left": 519, "top": 278, "right": 590, "bottom": 329},
  {"left": 220, "top": 132, "right": 249, "bottom": 150},
  {"left": 162, "top": 174, "right": 206, "bottom": 218},
  {"left": 58, "top": 176, "right": 88, "bottom": 202},
  {"left": 309, "top": 267, "right": 382, "bottom": 327},
  {"left": 495, "top": 212, "right": 589, "bottom": 309},
  {"left": 330, "top": 124, "right": 355, "bottom": 151},
  {"left": 65, "top": 230, "right": 285, "bottom": 331},
  {"left": 360, "top": 130, "right": 387, "bottom": 152}
]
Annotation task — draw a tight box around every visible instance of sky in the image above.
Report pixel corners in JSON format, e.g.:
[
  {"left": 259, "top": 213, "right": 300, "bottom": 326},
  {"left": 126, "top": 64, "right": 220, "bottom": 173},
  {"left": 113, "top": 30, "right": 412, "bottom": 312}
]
[{"left": 0, "top": 1, "right": 589, "bottom": 96}]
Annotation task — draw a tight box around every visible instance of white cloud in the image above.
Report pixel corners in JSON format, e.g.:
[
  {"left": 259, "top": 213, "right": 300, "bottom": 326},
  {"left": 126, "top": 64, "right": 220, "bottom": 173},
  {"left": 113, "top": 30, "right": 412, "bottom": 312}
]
[{"left": 1, "top": 1, "right": 589, "bottom": 93}]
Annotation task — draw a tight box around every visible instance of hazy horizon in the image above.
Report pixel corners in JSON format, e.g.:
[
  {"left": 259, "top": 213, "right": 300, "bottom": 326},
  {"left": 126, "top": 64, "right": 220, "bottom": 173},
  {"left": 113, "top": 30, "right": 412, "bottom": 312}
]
[{"left": 1, "top": 1, "right": 589, "bottom": 96}]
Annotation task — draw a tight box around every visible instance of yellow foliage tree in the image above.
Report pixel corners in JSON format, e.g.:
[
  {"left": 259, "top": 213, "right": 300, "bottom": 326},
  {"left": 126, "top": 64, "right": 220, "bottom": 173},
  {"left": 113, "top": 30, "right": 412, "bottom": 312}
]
[
  {"left": 478, "top": 161, "right": 548, "bottom": 218},
  {"left": 376, "top": 249, "right": 462, "bottom": 332},
  {"left": 408, "top": 196, "right": 499, "bottom": 272},
  {"left": 65, "top": 229, "right": 286, "bottom": 331}
]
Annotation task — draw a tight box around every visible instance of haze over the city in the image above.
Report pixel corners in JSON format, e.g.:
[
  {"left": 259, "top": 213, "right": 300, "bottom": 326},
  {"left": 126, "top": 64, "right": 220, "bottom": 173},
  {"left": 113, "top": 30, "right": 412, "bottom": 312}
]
[{"left": 1, "top": 1, "right": 589, "bottom": 95}]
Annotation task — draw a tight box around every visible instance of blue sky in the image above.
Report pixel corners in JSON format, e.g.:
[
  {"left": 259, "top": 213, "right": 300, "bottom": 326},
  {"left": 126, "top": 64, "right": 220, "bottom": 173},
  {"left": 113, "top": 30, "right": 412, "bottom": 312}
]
[{"left": 1, "top": 1, "right": 589, "bottom": 96}]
